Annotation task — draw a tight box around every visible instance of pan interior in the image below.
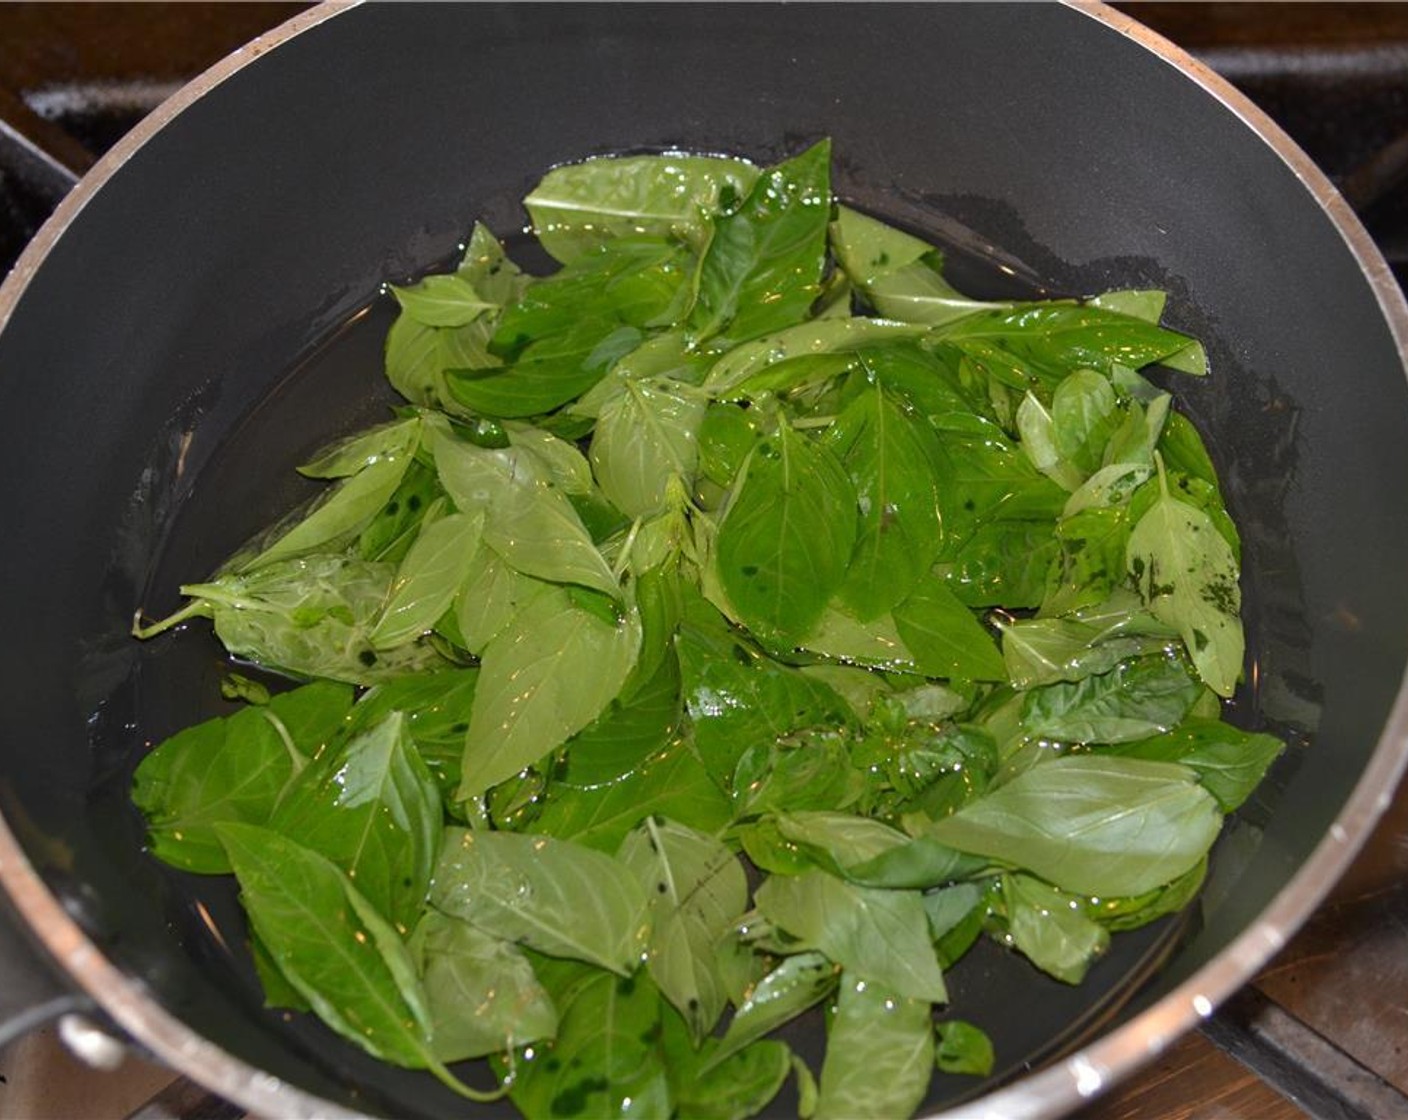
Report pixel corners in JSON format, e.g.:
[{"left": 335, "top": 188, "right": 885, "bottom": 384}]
[{"left": 1, "top": 4, "right": 1406, "bottom": 1117}]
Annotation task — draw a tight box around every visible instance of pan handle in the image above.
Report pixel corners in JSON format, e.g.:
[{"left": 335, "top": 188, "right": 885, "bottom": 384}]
[{"left": 0, "top": 888, "right": 95, "bottom": 1049}]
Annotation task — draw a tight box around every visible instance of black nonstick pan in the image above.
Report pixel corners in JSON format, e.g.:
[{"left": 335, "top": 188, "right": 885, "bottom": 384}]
[{"left": 1, "top": 4, "right": 1406, "bottom": 1118}]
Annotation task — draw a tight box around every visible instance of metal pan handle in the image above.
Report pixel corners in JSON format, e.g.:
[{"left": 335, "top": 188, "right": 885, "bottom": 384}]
[{"left": 0, "top": 889, "right": 94, "bottom": 1049}]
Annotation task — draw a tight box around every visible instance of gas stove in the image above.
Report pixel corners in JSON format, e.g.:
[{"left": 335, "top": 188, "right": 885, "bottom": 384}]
[{"left": 1, "top": 5, "right": 1406, "bottom": 1119}]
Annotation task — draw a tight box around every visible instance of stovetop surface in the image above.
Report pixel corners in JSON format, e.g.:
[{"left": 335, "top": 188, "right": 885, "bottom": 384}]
[{"left": 2, "top": 5, "right": 1408, "bottom": 1119}]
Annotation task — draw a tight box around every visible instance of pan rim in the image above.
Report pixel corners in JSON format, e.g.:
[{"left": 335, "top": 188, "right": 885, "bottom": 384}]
[{"left": 0, "top": 3, "right": 1403, "bottom": 1119}]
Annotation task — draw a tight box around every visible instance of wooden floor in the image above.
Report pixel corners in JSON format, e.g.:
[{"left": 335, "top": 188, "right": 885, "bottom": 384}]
[{"left": 1075, "top": 1029, "right": 1306, "bottom": 1120}]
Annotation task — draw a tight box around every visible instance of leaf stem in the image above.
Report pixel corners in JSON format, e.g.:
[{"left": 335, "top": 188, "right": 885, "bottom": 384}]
[
  {"left": 428, "top": 1055, "right": 511, "bottom": 1102},
  {"left": 612, "top": 516, "right": 645, "bottom": 581},
  {"left": 130, "top": 598, "right": 209, "bottom": 640}
]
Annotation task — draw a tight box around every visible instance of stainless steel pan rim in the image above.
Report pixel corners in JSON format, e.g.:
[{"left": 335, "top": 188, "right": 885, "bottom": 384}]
[{"left": 0, "top": 4, "right": 1404, "bottom": 1119}]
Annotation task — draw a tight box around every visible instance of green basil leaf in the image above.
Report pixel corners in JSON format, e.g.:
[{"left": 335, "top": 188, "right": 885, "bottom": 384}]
[
  {"left": 698, "top": 402, "right": 764, "bottom": 487},
  {"left": 841, "top": 835, "right": 986, "bottom": 892},
  {"left": 1042, "top": 504, "right": 1133, "bottom": 617},
  {"left": 1130, "top": 468, "right": 1240, "bottom": 562},
  {"left": 574, "top": 329, "right": 713, "bottom": 416},
  {"left": 133, "top": 681, "right": 354, "bottom": 873},
  {"left": 927, "top": 412, "right": 1066, "bottom": 538},
  {"left": 737, "top": 817, "right": 823, "bottom": 877},
  {"left": 672, "top": 1035, "right": 791, "bottom": 1120},
  {"left": 930, "top": 302, "right": 1207, "bottom": 382},
  {"left": 716, "top": 423, "right": 857, "bottom": 645},
  {"left": 691, "top": 140, "right": 832, "bottom": 343},
  {"left": 370, "top": 509, "right": 484, "bottom": 650},
  {"left": 922, "top": 881, "right": 988, "bottom": 942},
  {"left": 620, "top": 560, "right": 685, "bottom": 701},
  {"left": 220, "top": 673, "right": 271, "bottom": 705},
  {"left": 558, "top": 651, "right": 682, "bottom": 788},
  {"left": 999, "top": 616, "right": 1175, "bottom": 690},
  {"left": 246, "top": 452, "right": 414, "bottom": 570},
  {"left": 455, "top": 220, "right": 526, "bottom": 293},
  {"left": 815, "top": 973, "right": 936, "bottom": 1120},
  {"left": 772, "top": 811, "right": 910, "bottom": 872},
  {"left": 677, "top": 594, "right": 853, "bottom": 785},
  {"left": 755, "top": 871, "right": 947, "bottom": 1003},
  {"left": 892, "top": 581, "right": 1006, "bottom": 682},
  {"left": 1016, "top": 391, "right": 1085, "bottom": 492},
  {"left": 409, "top": 911, "right": 557, "bottom": 1062},
  {"left": 894, "top": 727, "right": 989, "bottom": 803},
  {"left": 182, "top": 556, "right": 447, "bottom": 684},
  {"left": 865, "top": 342, "right": 988, "bottom": 419},
  {"left": 452, "top": 543, "right": 548, "bottom": 655},
  {"left": 525, "top": 153, "right": 758, "bottom": 263},
  {"left": 1020, "top": 654, "right": 1201, "bottom": 744},
  {"left": 1127, "top": 463, "right": 1244, "bottom": 696},
  {"left": 432, "top": 828, "right": 650, "bottom": 975},
  {"left": 1062, "top": 461, "right": 1153, "bottom": 518},
  {"left": 216, "top": 823, "right": 437, "bottom": 1067},
  {"left": 706, "top": 952, "right": 837, "bottom": 1071},
  {"left": 824, "top": 381, "right": 944, "bottom": 619},
  {"left": 504, "top": 421, "right": 595, "bottom": 495},
  {"left": 508, "top": 960, "right": 670, "bottom": 1120},
  {"left": 1051, "top": 369, "right": 1120, "bottom": 476},
  {"left": 795, "top": 662, "right": 898, "bottom": 721},
  {"left": 1100, "top": 718, "right": 1285, "bottom": 812},
  {"left": 352, "top": 668, "right": 479, "bottom": 802},
  {"left": 926, "top": 754, "right": 1222, "bottom": 897},
  {"left": 433, "top": 435, "right": 620, "bottom": 598},
  {"left": 357, "top": 459, "right": 447, "bottom": 564},
  {"left": 459, "top": 584, "right": 640, "bottom": 798},
  {"left": 732, "top": 734, "right": 864, "bottom": 820},
  {"left": 390, "top": 274, "right": 496, "bottom": 328},
  {"left": 495, "top": 237, "right": 691, "bottom": 348},
  {"left": 857, "top": 719, "right": 997, "bottom": 822},
  {"left": 298, "top": 416, "right": 422, "bottom": 480},
  {"left": 928, "top": 885, "right": 991, "bottom": 972},
  {"left": 447, "top": 318, "right": 644, "bottom": 419},
  {"left": 869, "top": 255, "right": 1015, "bottom": 328},
  {"left": 702, "top": 318, "right": 925, "bottom": 398},
  {"left": 827, "top": 206, "right": 931, "bottom": 289},
  {"left": 929, "top": 1019, "right": 996, "bottom": 1081},
  {"left": 591, "top": 380, "right": 706, "bottom": 518},
  {"left": 619, "top": 817, "right": 748, "bottom": 1041},
  {"left": 934, "top": 1019, "right": 995, "bottom": 1077},
  {"left": 994, "top": 872, "right": 1110, "bottom": 985},
  {"left": 385, "top": 315, "right": 445, "bottom": 408},
  {"left": 1085, "top": 856, "right": 1208, "bottom": 932},
  {"left": 1060, "top": 591, "right": 1178, "bottom": 648},
  {"left": 571, "top": 487, "right": 633, "bottom": 548},
  {"left": 533, "top": 738, "right": 732, "bottom": 854},
  {"left": 250, "top": 931, "right": 309, "bottom": 1011},
  {"left": 796, "top": 603, "right": 917, "bottom": 672},
  {"left": 1103, "top": 393, "right": 1169, "bottom": 473},
  {"left": 1088, "top": 289, "right": 1167, "bottom": 323},
  {"left": 1157, "top": 409, "right": 1223, "bottom": 493},
  {"left": 939, "top": 517, "right": 1061, "bottom": 610},
  {"left": 268, "top": 711, "right": 441, "bottom": 932}
]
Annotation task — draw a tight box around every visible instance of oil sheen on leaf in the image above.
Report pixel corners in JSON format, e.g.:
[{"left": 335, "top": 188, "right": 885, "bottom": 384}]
[
  {"left": 716, "top": 423, "right": 857, "bottom": 645},
  {"left": 458, "top": 584, "right": 641, "bottom": 798},
  {"left": 431, "top": 828, "right": 650, "bottom": 976}
]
